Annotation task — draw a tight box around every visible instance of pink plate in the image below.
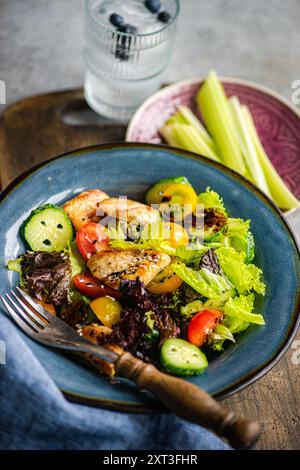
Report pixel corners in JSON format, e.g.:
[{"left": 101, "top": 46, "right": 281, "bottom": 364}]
[{"left": 126, "top": 78, "right": 300, "bottom": 199}]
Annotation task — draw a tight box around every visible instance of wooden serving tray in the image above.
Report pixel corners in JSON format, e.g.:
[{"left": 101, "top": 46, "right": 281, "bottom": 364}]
[
  {"left": 0, "top": 88, "right": 126, "bottom": 188},
  {"left": 0, "top": 88, "right": 299, "bottom": 450}
]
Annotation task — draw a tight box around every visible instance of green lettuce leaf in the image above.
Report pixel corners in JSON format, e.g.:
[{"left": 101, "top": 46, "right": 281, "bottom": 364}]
[
  {"left": 226, "top": 217, "right": 249, "bottom": 240},
  {"left": 224, "top": 316, "right": 249, "bottom": 334},
  {"left": 209, "top": 324, "right": 236, "bottom": 351},
  {"left": 168, "top": 289, "right": 184, "bottom": 310},
  {"left": 224, "top": 293, "right": 265, "bottom": 325},
  {"left": 145, "top": 310, "right": 156, "bottom": 330},
  {"left": 7, "top": 258, "right": 22, "bottom": 273},
  {"left": 180, "top": 299, "right": 203, "bottom": 317},
  {"left": 144, "top": 311, "right": 160, "bottom": 345},
  {"left": 175, "top": 243, "right": 208, "bottom": 267},
  {"left": 197, "top": 187, "right": 227, "bottom": 214},
  {"left": 224, "top": 218, "right": 255, "bottom": 263},
  {"left": 200, "top": 267, "right": 233, "bottom": 292},
  {"left": 203, "top": 289, "right": 236, "bottom": 309},
  {"left": 109, "top": 220, "right": 177, "bottom": 256},
  {"left": 209, "top": 293, "right": 264, "bottom": 350},
  {"left": 109, "top": 238, "right": 176, "bottom": 256},
  {"left": 67, "top": 241, "right": 85, "bottom": 277},
  {"left": 216, "top": 246, "right": 265, "bottom": 295},
  {"left": 173, "top": 262, "right": 233, "bottom": 298}
]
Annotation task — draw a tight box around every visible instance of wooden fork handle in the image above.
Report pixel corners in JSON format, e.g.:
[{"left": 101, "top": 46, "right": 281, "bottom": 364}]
[{"left": 115, "top": 352, "right": 261, "bottom": 450}]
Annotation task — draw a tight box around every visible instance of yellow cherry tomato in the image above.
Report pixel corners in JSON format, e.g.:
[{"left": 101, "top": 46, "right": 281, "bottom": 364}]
[
  {"left": 147, "top": 264, "right": 183, "bottom": 295},
  {"left": 90, "top": 296, "right": 122, "bottom": 327},
  {"left": 162, "top": 222, "right": 189, "bottom": 248},
  {"left": 141, "top": 221, "right": 189, "bottom": 249},
  {"left": 163, "top": 183, "right": 198, "bottom": 212}
]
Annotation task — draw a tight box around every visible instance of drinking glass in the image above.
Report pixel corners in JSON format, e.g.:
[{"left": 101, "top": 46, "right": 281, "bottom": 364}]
[{"left": 84, "top": 0, "right": 180, "bottom": 122}]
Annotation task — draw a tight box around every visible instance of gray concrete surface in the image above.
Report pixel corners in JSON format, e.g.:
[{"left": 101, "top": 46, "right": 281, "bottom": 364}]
[{"left": 0, "top": 0, "right": 300, "bottom": 108}]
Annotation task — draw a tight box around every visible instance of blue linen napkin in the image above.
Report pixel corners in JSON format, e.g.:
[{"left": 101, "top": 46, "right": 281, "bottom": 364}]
[{"left": 0, "top": 313, "right": 230, "bottom": 450}]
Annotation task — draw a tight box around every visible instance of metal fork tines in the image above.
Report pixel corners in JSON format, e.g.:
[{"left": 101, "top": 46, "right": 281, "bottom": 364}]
[
  {"left": 2, "top": 288, "right": 48, "bottom": 335},
  {"left": 1, "top": 287, "right": 72, "bottom": 337},
  {"left": 1, "top": 287, "right": 118, "bottom": 363}
]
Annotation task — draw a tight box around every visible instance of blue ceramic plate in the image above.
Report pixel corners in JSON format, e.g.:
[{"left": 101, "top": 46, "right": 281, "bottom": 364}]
[{"left": 0, "top": 143, "right": 299, "bottom": 411}]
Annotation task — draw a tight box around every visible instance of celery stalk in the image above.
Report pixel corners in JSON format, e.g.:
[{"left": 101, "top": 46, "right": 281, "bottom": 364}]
[
  {"left": 166, "top": 111, "right": 186, "bottom": 126},
  {"left": 243, "top": 106, "right": 300, "bottom": 210},
  {"left": 229, "top": 96, "right": 271, "bottom": 197},
  {"left": 177, "top": 105, "right": 218, "bottom": 152},
  {"left": 159, "top": 123, "right": 181, "bottom": 148},
  {"left": 171, "top": 123, "right": 221, "bottom": 162},
  {"left": 160, "top": 120, "right": 221, "bottom": 162},
  {"left": 165, "top": 106, "right": 219, "bottom": 157},
  {"left": 196, "top": 71, "right": 247, "bottom": 175}
]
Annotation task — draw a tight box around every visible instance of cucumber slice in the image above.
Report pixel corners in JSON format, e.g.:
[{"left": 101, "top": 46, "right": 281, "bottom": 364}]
[
  {"left": 21, "top": 204, "right": 73, "bottom": 251},
  {"left": 160, "top": 338, "right": 208, "bottom": 376},
  {"left": 145, "top": 176, "right": 191, "bottom": 205}
]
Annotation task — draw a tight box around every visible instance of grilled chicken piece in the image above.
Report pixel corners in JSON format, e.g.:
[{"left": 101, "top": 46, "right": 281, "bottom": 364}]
[
  {"left": 96, "top": 197, "right": 159, "bottom": 226},
  {"left": 78, "top": 324, "right": 123, "bottom": 377},
  {"left": 87, "top": 249, "right": 171, "bottom": 289},
  {"left": 63, "top": 189, "right": 109, "bottom": 231}
]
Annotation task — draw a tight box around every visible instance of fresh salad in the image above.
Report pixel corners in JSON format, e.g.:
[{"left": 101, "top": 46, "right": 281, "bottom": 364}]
[{"left": 8, "top": 177, "right": 266, "bottom": 377}]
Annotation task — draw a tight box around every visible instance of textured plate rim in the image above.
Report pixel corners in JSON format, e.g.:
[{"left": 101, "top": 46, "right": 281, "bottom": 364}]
[
  {"left": 0, "top": 142, "right": 299, "bottom": 411},
  {"left": 126, "top": 76, "right": 300, "bottom": 141}
]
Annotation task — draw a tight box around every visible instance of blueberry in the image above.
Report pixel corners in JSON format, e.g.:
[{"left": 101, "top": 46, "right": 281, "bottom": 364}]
[
  {"left": 115, "top": 47, "right": 130, "bottom": 61},
  {"left": 115, "top": 24, "right": 137, "bottom": 61},
  {"left": 158, "top": 10, "right": 171, "bottom": 23},
  {"left": 145, "top": 0, "right": 160, "bottom": 14},
  {"left": 117, "top": 23, "right": 137, "bottom": 35},
  {"left": 109, "top": 13, "right": 124, "bottom": 28}
]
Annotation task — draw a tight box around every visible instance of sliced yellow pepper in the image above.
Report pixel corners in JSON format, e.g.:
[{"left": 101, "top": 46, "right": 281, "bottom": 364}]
[
  {"left": 147, "top": 264, "right": 183, "bottom": 295},
  {"left": 163, "top": 183, "right": 198, "bottom": 212},
  {"left": 162, "top": 222, "right": 189, "bottom": 248},
  {"left": 90, "top": 296, "right": 122, "bottom": 328}
]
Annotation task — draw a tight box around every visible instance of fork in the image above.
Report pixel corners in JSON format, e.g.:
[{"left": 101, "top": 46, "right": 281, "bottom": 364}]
[{"left": 1, "top": 287, "right": 261, "bottom": 449}]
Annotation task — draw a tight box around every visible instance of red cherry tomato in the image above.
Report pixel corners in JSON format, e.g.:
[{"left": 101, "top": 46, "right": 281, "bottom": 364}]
[
  {"left": 73, "top": 273, "right": 121, "bottom": 300},
  {"left": 76, "top": 222, "right": 109, "bottom": 260},
  {"left": 187, "top": 308, "right": 223, "bottom": 347}
]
